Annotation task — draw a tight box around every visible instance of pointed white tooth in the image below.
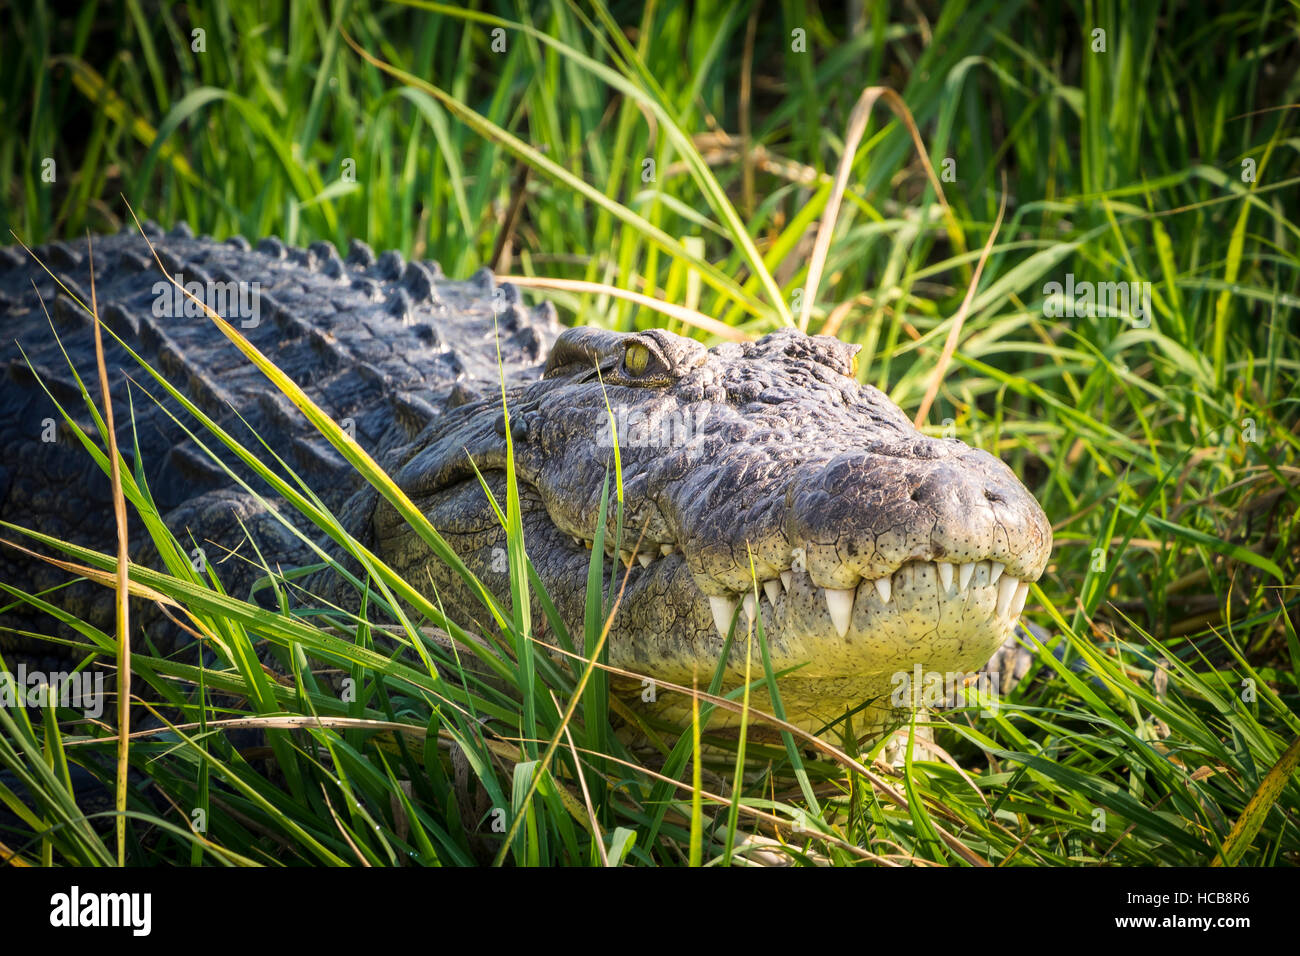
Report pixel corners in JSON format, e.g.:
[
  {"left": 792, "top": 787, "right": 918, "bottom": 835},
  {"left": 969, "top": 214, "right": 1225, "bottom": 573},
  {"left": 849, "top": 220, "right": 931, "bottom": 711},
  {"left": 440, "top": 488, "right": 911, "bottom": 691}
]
[
  {"left": 1009, "top": 580, "right": 1030, "bottom": 619},
  {"left": 996, "top": 575, "right": 1018, "bottom": 619},
  {"left": 743, "top": 592, "right": 757, "bottom": 623},
  {"left": 824, "top": 587, "right": 855, "bottom": 638},
  {"left": 763, "top": 579, "right": 782, "bottom": 606},
  {"left": 709, "top": 596, "right": 737, "bottom": 638},
  {"left": 989, "top": 562, "right": 1005, "bottom": 587},
  {"left": 873, "top": 576, "right": 892, "bottom": 605},
  {"left": 637, "top": 553, "right": 652, "bottom": 568},
  {"left": 958, "top": 562, "right": 975, "bottom": 590},
  {"left": 936, "top": 561, "right": 954, "bottom": 593},
  {"left": 620, "top": 549, "right": 634, "bottom": 564},
  {"left": 779, "top": 570, "right": 792, "bottom": 591},
  {"left": 660, "top": 544, "right": 674, "bottom": 556}
]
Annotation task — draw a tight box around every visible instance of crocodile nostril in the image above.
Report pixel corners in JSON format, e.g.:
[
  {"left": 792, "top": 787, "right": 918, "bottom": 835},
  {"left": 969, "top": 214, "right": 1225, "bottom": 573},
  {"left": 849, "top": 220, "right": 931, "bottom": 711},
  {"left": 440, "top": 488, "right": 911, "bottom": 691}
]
[{"left": 984, "top": 489, "right": 1005, "bottom": 504}]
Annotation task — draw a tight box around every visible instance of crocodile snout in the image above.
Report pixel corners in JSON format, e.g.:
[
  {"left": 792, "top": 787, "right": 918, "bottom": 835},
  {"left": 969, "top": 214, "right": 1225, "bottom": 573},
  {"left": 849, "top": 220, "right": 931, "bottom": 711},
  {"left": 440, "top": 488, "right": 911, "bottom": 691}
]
[{"left": 787, "top": 439, "right": 1052, "bottom": 592}]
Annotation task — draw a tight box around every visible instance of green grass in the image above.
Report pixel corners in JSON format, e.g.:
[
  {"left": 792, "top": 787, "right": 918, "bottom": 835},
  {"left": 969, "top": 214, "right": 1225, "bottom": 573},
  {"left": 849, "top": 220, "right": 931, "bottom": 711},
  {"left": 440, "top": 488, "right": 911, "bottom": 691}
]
[{"left": 1, "top": 0, "right": 1298, "bottom": 865}]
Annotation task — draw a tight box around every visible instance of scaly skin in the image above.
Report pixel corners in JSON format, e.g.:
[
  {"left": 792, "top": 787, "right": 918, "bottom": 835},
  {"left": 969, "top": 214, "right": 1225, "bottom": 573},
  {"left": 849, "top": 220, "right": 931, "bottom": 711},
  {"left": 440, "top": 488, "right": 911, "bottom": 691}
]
[{"left": 0, "top": 224, "right": 1051, "bottom": 742}]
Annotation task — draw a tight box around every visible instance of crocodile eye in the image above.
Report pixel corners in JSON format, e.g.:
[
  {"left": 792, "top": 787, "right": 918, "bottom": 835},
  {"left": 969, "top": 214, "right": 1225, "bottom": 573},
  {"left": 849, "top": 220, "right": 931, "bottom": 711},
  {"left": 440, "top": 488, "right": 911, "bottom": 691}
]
[
  {"left": 624, "top": 343, "right": 651, "bottom": 376},
  {"left": 850, "top": 352, "right": 859, "bottom": 378}
]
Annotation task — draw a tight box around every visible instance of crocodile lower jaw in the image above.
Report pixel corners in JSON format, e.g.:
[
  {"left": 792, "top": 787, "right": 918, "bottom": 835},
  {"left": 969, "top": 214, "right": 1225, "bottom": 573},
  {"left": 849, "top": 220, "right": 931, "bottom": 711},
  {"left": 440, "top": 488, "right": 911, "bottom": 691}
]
[
  {"left": 575, "top": 536, "right": 1032, "bottom": 645},
  {"left": 615, "top": 559, "right": 1031, "bottom": 737},
  {"left": 591, "top": 552, "right": 1032, "bottom": 716},
  {"left": 702, "top": 558, "right": 1030, "bottom": 643}
]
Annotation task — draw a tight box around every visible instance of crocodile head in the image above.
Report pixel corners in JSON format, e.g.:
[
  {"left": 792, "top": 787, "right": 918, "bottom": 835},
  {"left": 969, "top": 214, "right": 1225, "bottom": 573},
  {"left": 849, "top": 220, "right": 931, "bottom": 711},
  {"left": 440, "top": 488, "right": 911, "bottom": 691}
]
[{"left": 379, "top": 326, "right": 1052, "bottom": 737}]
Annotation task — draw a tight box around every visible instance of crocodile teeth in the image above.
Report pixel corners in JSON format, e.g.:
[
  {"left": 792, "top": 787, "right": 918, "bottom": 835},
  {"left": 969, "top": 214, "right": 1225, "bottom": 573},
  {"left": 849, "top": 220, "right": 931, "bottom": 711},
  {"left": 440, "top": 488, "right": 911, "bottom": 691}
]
[
  {"left": 825, "top": 587, "right": 854, "bottom": 638},
  {"left": 620, "top": 549, "right": 634, "bottom": 564},
  {"left": 936, "top": 561, "right": 954, "bottom": 593},
  {"left": 763, "top": 579, "right": 782, "bottom": 606},
  {"left": 958, "top": 562, "right": 975, "bottom": 590},
  {"left": 709, "top": 596, "right": 737, "bottom": 638},
  {"left": 779, "top": 570, "right": 792, "bottom": 591},
  {"left": 637, "top": 553, "right": 652, "bottom": 568},
  {"left": 989, "top": 562, "right": 1005, "bottom": 587},
  {"left": 743, "top": 592, "right": 757, "bottom": 624},
  {"left": 1009, "top": 580, "right": 1030, "bottom": 619},
  {"left": 659, "top": 544, "right": 674, "bottom": 556},
  {"left": 873, "top": 576, "right": 892, "bottom": 605},
  {"left": 995, "top": 575, "right": 1019, "bottom": 619}
]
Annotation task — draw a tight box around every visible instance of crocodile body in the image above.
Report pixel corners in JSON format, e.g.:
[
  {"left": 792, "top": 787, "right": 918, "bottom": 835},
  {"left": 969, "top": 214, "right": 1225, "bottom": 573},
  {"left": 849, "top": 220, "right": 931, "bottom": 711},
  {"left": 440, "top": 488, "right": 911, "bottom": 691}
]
[{"left": 0, "top": 224, "right": 1051, "bottom": 740}]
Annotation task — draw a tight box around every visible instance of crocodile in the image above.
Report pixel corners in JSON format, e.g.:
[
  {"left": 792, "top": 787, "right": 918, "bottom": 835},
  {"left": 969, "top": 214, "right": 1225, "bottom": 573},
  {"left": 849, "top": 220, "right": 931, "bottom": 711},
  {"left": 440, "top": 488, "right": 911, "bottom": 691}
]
[{"left": 0, "top": 223, "right": 1051, "bottom": 742}]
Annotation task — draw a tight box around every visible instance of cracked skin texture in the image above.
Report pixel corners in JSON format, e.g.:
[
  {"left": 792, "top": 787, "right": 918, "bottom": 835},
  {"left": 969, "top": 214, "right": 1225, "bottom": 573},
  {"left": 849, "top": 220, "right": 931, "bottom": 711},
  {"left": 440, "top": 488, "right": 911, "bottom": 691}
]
[{"left": 0, "top": 224, "right": 1051, "bottom": 743}]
